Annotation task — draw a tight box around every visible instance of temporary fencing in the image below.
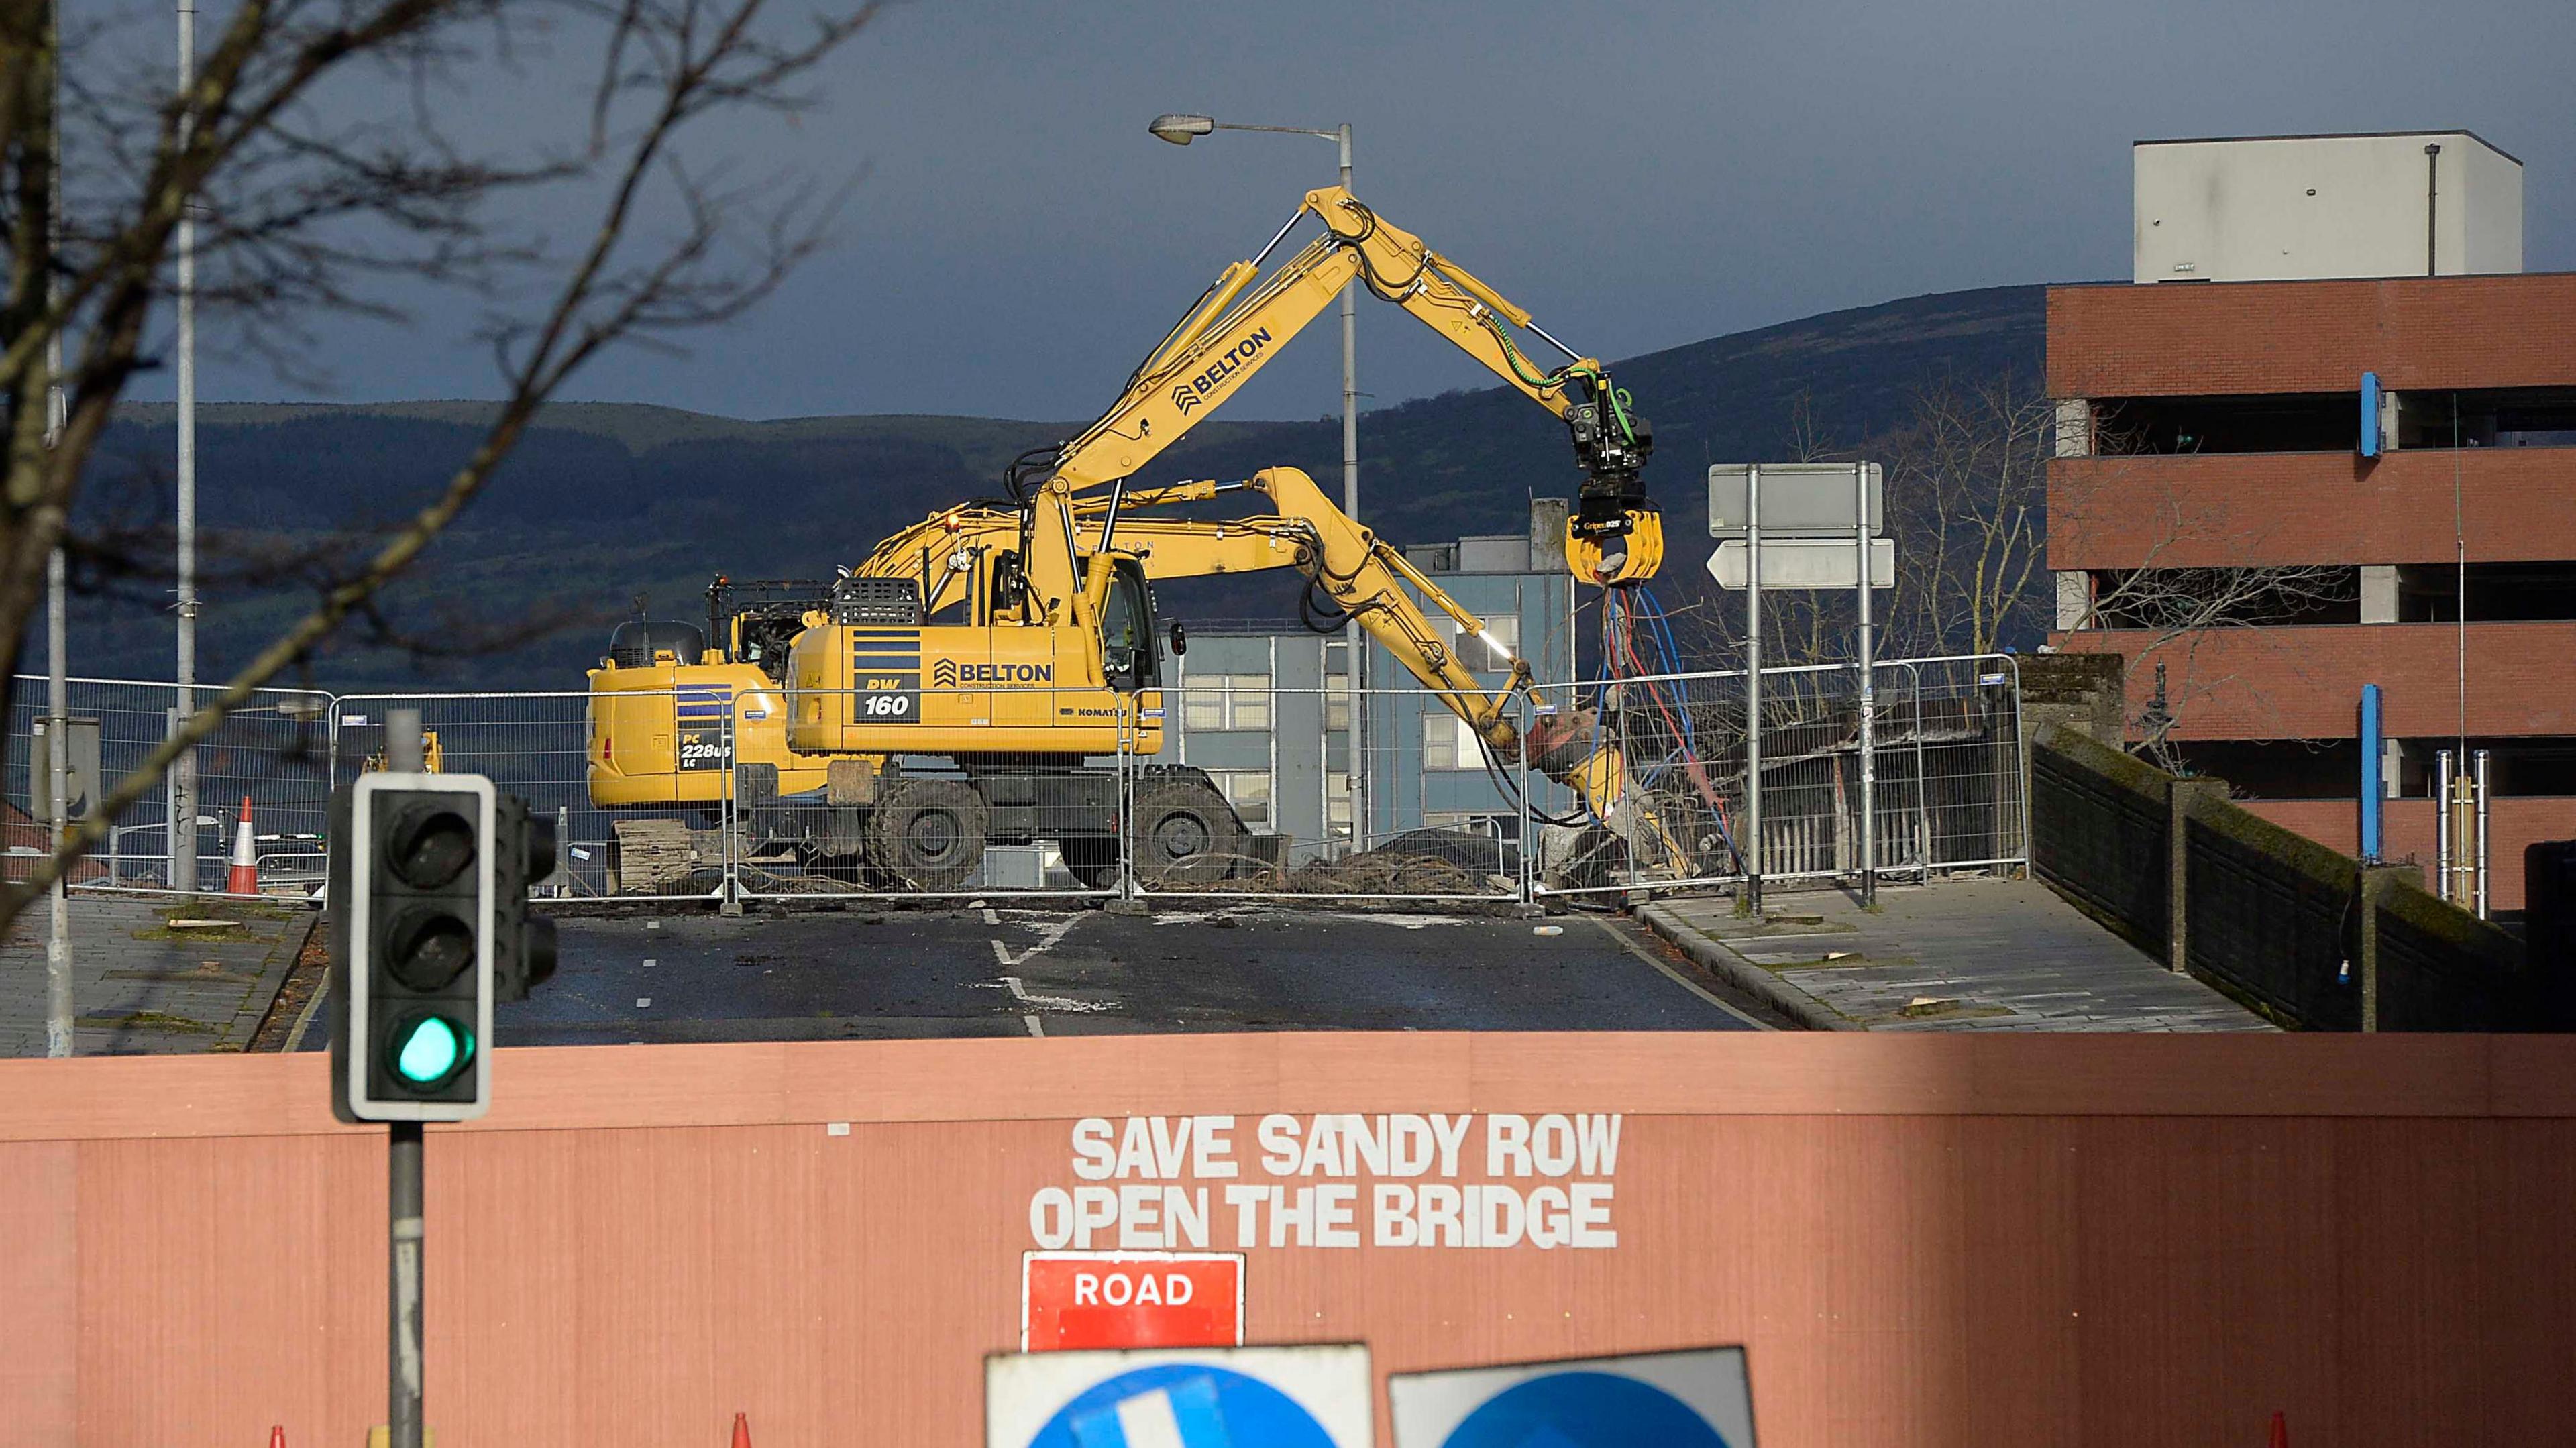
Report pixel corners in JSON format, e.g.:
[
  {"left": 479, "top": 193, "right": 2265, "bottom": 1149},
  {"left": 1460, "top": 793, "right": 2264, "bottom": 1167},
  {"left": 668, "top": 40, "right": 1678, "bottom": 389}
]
[
  {"left": 6, "top": 675, "right": 334, "bottom": 893},
  {"left": 5, "top": 656, "right": 2025, "bottom": 906}
]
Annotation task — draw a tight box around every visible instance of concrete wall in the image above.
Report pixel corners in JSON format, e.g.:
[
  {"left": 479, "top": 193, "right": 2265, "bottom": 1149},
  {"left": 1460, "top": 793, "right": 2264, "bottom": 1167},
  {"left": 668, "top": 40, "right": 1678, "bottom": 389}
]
[
  {"left": 7, "top": 1036, "right": 2576, "bottom": 1445},
  {"left": 2133, "top": 133, "right": 2522, "bottom": 283}
]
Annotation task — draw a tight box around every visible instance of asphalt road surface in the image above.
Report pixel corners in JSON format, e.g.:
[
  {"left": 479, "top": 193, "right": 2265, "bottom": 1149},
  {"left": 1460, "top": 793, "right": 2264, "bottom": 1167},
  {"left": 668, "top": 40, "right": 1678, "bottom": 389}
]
[{"left": 486, "top": 903, "right": 1768, "bottom": 1046}]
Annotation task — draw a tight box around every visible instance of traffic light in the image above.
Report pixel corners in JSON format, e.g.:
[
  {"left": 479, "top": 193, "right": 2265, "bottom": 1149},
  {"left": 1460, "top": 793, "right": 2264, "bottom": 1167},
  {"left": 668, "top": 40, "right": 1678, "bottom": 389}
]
[
  {"left": 332, "top": 773, "right": 496, "bottom": 1123},
  {"left": 493, "top": 794, "right": 558, "bottom": 1001}
]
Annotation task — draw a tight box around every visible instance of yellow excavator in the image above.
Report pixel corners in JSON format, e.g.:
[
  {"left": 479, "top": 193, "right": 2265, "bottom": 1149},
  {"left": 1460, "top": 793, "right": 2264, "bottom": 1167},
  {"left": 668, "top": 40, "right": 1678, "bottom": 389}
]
[{"left": 588, "top": 186, "right": 1670, "bottom": 891}]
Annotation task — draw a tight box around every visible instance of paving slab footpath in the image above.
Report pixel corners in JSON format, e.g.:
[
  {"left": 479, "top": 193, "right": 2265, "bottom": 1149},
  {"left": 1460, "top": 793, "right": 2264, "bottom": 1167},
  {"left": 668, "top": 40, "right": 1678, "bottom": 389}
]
[
  {"left": 1, "top": 894, "right": 311, "bottom": 1055},
  {"left": 1638, "top": 877, "right": 2272, "bottom": 1032}
]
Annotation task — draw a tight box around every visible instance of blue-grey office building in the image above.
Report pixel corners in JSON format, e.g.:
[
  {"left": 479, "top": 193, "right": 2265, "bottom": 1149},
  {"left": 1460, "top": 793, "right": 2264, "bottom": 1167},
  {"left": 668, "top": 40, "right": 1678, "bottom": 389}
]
[{"left": 1165, "top": 500, "right": 1576, "bottom": 859}]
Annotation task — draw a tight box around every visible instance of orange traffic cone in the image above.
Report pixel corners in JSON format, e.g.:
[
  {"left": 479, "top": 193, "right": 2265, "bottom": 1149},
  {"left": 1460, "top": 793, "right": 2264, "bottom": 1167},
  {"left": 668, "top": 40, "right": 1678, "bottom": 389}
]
[
  {"left": 2269, "top": 1410, "right": 2288, "bottom": 1447},
  {"left": 731, "top": 1412, "right": 751, "bottom": 1448},
  {"left": 225, "top": 796, "right": 260, "bottom": 896}
]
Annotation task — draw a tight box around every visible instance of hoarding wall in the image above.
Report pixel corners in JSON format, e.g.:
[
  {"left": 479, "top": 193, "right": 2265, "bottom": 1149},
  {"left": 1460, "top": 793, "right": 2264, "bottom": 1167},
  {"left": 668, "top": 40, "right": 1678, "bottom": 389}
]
[{"left": 5, "top": 1033, "right": 2574, "bottom": 1445}]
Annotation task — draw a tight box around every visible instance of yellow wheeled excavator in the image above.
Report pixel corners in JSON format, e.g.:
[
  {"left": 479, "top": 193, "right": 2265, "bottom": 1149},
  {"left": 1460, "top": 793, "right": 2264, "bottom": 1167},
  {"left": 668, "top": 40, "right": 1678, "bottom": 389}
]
[{"left": 588, "top": 186, "right": 1675, "bottom": 891}]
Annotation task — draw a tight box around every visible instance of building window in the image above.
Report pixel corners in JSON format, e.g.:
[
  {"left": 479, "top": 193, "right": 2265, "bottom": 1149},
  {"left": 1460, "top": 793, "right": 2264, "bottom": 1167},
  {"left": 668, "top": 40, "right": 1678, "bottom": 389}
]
[
  {"left": 1205, "top": 769, "right": 1271, "bottom": 825},
  {"left": 1429, "top": 615, "right": 1519, "bottom": 667},
  {"left": 1423, "top": 714, "right": 1485, "bottom": 771},
  {"left": 1324, "top": 642, "right": 1353, "bottom": 731},
  {"left": 1183, "top": 673, "right": 1271, "bottom": 730}
]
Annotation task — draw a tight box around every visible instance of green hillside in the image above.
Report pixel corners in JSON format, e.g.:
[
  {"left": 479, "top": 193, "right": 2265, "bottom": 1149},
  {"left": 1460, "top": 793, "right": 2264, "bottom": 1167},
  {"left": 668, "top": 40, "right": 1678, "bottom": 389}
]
[{"left": 67, "top": 284, "right": 2043, "bottom": 689}]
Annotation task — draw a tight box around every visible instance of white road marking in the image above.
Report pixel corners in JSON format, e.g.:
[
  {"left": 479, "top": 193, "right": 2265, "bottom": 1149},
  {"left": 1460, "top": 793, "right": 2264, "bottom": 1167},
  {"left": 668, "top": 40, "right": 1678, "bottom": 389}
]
[
  {"left": 990, "top": 913, "right": 1086, "bottom": 967},
  {"left": 643, "top": 957, "right": 656, "bottom": 969},
  {"left": 1021, "top": 1013, "right": 1046, "bottom": 1038},
  {"left": 635, "top": 997, "right": 652, "bottom": 1008},
  {"left": 981, "top": 907, "right": 1001, "bottom": 926},
  {"left": 996, "top": 974, "right": 1112, "bottom": 1013}
]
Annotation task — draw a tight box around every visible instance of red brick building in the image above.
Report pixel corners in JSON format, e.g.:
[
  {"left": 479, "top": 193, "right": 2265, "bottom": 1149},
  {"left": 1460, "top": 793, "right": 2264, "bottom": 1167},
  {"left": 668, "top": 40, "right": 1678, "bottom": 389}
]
[{"left": 2048, "top": 133, "right": 2576, "bottom": 909}]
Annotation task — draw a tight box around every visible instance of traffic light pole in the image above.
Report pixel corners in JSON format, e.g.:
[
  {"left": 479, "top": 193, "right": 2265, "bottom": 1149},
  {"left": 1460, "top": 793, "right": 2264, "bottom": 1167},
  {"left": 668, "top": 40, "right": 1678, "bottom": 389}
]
[
  {"left": 385, "top": 710, "right": 427, "bottom": 1448},
  {"left": 390, "top": 1120, "right": 425, "bottom": 1448}
]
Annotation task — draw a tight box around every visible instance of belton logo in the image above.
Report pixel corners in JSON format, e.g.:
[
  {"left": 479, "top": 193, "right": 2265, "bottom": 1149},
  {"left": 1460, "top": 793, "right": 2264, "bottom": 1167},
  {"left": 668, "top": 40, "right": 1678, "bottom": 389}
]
[{"left": 1023, "top": 1251, "right": 1243, "bottom": 1352}]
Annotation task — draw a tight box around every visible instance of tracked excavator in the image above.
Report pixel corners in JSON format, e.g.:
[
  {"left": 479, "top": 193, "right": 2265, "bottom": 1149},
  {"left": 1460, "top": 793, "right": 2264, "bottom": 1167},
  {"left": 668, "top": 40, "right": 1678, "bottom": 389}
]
[{"left": 588, "top": 186, "right": 1678, "bottom": 892}]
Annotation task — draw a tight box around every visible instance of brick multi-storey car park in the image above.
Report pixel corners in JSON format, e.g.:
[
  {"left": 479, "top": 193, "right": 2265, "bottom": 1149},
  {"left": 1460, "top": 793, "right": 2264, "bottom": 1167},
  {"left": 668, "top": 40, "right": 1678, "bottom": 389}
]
[{"left": 2048, "top": 132, "right": 2576, "bottom": 909}]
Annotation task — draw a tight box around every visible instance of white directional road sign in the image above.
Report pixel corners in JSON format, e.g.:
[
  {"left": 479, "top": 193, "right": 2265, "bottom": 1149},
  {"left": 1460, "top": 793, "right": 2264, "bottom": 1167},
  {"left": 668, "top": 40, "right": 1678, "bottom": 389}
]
[
  {"left": 988, "top": 1343, "right": 1372, "bottom": 1448},
  {"left": 1388, "top": 1345, "right": 1755, "bottom": 1447},
  {"left": 1708, "top": 461, "right": 1882, "bottom": 536},
  {"left": 1707, "top": 536, "right": 1894, "bottom": 590}
]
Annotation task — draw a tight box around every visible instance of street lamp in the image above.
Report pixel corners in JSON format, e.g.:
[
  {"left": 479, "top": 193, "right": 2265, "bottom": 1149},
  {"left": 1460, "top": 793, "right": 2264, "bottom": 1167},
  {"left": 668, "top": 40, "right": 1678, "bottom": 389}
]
[{"left": 1148, "top": 111, "right": 1366, "bottom": 852}]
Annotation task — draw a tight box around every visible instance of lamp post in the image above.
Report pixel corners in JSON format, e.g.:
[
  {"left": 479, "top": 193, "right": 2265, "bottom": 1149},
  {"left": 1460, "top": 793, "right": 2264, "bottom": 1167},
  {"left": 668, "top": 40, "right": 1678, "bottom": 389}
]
[
  {"left": 173, "top": 0, "right": 199, "bottom": 895},
  {"left": 1149, "top": 113, "right": 1365, "bottom": 852}
]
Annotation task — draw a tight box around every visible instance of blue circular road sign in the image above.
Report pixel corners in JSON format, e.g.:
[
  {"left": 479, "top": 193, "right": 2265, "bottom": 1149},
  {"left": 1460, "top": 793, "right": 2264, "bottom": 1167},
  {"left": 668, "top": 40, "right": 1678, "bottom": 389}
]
[
  {"left": 1442, "top": 1370, "right": 1732, "bottom": 1448},
  {"left": 1029, "top": 1362, "right": 1338, "bottom": 1448}
]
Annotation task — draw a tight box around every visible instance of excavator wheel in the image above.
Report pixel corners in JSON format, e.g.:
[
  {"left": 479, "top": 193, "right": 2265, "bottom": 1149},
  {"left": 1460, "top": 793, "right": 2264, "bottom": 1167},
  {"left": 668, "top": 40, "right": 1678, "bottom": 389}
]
[
  {"left": 866, "top": 777, "right": 988, "bottom": 892},
  {"left": 1061, "top": 837, "right": 1122, "bottom": 891},
  {"left": 1130, "top": 780, "right": 1248, "bottom": 887}
]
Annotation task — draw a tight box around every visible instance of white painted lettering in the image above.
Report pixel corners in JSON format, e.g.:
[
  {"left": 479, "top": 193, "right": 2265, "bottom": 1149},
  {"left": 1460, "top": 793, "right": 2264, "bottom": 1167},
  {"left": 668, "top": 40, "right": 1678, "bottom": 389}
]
[
  {"left": 1114, "top": 1117, "right": 1159, "bottom": 1180},
  {"left": 1225, "top": 1184, "right": 1267, "bottom": 1247},
  {"left": 1147, "top": 1117, "right": 1190, "bottom": 1178},
  {"left": 1071, "top": 1119, "right": 1115, "bottom": 1181},
  {"left": 1532, "top": 1114, "right": 1577, "bottom": 1177},
  {"left": 1257, "top": 1114, "right": 1300, "bottom": 1174},
  {"left": 1476, "top": 1184, "right": 1526, "bottom": 1248},
  {"left": 1191, "top": 1115, "right": 1238, "bottom": 1178},
  {"left": 1297, "top": 1116, "right": 1345, "bottom": 1178},
  {"left": 1163, "top": 1186, "right": 1208, "bottom": 1249},
  {"left": 1419, "top": 1183, "right": 1465, "bottom": 1246},
  {"left": 1030, "top": 1187, "right": 1074, "bottom": 1249},
  {"left": 1073, "top": 1186, "right": 1118, "bottom": 1249},
  {"left": 1073, "top": 1272, "right": 1100, "bottom": 1306},
  {"left": 1430, "top": 1114, "right": 1472, "bottom": 1177},
  {"left": 1527, "top": 1185, "right": 1570, "bottom": 1249},
  {"left": 1387, "top": 1115, "right": 1434, "bottom": 1177},
  {"left": 1570, "top": 1182, "right": 1617, "bottom": 1247},
  {"left": 1167, "top": 1272, "right": 1193, "bottom": 1306},
  {"left": 1487, "top": 1114, "right": 1534, "bottom": 1176},
  {"left": 1118, "top": 1184, "right": 1163, "bottom": 1248},
  {"left": 1313, "top": 1184, "right": 1360, "bottom": 1247},
  {"left": 1343, "top": 1114, "right": 1389, "bottom": 1176},
  {"left": 1577, "top": 1114, "right": 1623, "bottom": 1175},
  {"left": 1374, "top": 1184, "right": 1419, "bottom": 1246},
  {"left": 1270, "top": 1185, "right": 1313, "bottom": 1247},
  {"left": 1103, "top": 1272, "right": 1133, "bottom": 1306}
]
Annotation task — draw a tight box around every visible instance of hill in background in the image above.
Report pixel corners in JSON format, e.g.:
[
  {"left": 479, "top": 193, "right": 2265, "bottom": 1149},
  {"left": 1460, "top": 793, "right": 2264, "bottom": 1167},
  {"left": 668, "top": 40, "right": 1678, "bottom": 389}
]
[{"left": 65, "top": 284, "right": 2043, "bottom": 690}]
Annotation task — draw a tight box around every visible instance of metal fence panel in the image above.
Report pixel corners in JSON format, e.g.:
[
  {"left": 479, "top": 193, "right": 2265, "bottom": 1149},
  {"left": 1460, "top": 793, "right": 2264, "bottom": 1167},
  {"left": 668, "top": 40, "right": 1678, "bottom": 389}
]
[
  {"left": 8, "top": 675, "right": 334, "bottom": 893},
  {"left": 331, "top": 691, "right": 684, "bottom": 901},
  {"left": 11, "top": 659, "right": 2028, "bottom": 906}
]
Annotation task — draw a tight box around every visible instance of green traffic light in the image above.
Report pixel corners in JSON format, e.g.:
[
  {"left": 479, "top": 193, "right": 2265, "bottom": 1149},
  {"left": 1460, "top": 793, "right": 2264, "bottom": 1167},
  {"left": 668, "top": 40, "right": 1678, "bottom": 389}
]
[{"left": 392, "top": 1015, "right": 473, "bottom": 1087}]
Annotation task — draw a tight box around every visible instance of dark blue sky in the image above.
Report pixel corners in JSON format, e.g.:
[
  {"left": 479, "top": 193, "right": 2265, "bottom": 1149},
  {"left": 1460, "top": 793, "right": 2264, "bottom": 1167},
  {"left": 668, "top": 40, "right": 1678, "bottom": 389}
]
[{"left": 159, "top": 0, "right": 2576, "bottom": 421}]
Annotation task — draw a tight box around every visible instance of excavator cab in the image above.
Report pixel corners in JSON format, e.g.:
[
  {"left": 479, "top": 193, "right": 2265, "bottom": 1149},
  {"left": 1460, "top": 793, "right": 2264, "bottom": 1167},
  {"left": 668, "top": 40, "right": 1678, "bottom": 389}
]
[{"left": 1099, "top": 556, "right": 1162, "bottom": 693}]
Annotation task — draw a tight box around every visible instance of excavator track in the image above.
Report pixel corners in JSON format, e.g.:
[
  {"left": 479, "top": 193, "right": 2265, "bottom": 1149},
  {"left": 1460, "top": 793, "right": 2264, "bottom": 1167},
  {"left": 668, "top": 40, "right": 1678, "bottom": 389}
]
[{"left": 607, "top": 818, "right": 711, "bottom": 895}]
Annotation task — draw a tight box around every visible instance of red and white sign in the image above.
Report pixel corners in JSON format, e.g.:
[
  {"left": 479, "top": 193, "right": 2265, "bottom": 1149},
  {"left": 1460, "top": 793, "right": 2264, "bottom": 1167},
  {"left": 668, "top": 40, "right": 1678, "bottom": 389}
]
[{"left": 1021, "top": 1251, "right": 1243, "bottom": 1352}]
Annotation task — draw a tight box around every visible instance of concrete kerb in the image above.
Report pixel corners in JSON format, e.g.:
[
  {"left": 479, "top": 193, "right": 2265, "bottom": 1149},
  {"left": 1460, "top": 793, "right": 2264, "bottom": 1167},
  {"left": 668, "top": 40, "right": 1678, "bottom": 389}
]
[{"left": 1633, "top": 901, "right": 1856, "bottom": 1032}]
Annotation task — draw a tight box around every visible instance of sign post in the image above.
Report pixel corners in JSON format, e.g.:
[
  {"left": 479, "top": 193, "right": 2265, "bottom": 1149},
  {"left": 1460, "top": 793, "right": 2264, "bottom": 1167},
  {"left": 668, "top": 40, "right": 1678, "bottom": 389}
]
[
  {"left": 1709, "top": 463, "right": 1892, "bottom": 912},
  {"left": 1743, "top": 463, "right": 1762, "bottom": 914},
  {"left": 1856, "top": 461, "right": 1876, "bottom": 906}
]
